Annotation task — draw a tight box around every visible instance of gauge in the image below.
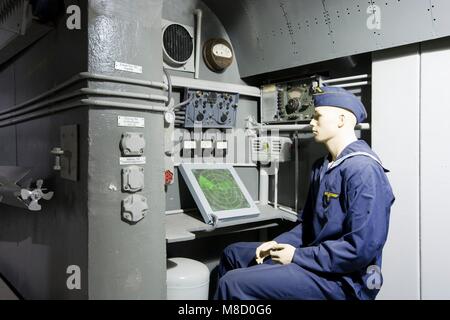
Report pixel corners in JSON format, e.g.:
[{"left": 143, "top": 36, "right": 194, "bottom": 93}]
[{"left": 203, "top": 38, "right": 234, "bottom": 72}]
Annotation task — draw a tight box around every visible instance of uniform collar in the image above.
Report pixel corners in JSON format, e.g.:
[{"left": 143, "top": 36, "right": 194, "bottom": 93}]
[{"left": 322, "top": 140, "right": 389, "bottom": 173}]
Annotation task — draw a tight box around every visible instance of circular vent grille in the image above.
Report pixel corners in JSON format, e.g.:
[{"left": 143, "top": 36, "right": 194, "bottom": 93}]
[{"left": 163, "top": 24, "right": 193, "bottom": 65}]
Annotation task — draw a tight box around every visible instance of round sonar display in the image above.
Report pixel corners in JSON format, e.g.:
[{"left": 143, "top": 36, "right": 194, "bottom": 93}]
[{"left": 192, "top": 169, "right": 250, "bottom": 212}]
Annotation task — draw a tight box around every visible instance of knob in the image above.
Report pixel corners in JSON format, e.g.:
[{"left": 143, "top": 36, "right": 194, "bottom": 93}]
[
  {"left": 221, "top": 113, "right": 228, "bottom": 122},
  {"left": 196, "top": 113, "right": 204, "bottom": 121},
  {"left": 286, "top": 98, "right": 300, "bottom": 114}
]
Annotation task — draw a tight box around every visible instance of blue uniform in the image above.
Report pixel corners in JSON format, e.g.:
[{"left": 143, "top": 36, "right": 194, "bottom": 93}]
[{"left": 216, "top": 140, "right": 395, "bottom": 300}]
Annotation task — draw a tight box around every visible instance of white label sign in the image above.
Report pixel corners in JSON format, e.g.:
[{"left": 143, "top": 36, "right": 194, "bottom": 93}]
[
  {"left": 216, "top": 141, "right": 228, "bottom": 150},
  {"left": 120, "top": 157, "right": 146, "bottom": 165},
  {"left": 183, "top": 140, "right": 196, "bottom": 149},
  {"left": 118, "top": 116, "right": 145, "bottom": 128},
  {"left": 115, "top": 61, "right": 143, "bottom": 74},
  {"left": 201, "top": 140, "right": 213, "bottom": 149}
]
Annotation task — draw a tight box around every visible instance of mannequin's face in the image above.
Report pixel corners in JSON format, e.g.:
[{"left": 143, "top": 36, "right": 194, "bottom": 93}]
[{"left": 309, "top": 106, "right": 341, "bottom": 143}]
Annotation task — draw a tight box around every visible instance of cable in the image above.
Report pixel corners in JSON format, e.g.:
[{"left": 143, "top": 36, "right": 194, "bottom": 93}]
[{"left": 172, "top": 94, "right": 194, "bottom": 111}]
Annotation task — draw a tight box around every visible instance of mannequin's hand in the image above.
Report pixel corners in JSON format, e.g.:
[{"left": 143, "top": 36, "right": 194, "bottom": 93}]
[
  {"left": 255, "top": 241, "right": 278, "bottom": 264},
  {"left": 270, "top": 243, "right": 296, "bottom": 265}
]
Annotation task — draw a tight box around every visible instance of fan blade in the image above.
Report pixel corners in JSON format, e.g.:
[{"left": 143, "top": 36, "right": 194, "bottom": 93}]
[
  {"left": 42, "top": 191, "right": 54, "bottom": 201},
  {"left": 21, "top": 189, "right": 32, "bottom": 200},
  {"left": 28, "top": 200, "right": 42, "bottom": 211}
]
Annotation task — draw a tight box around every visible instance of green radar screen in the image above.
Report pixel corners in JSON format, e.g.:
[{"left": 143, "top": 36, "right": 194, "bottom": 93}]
[{"left": 192, "top": 169, "right": 251, "bottom": 211}]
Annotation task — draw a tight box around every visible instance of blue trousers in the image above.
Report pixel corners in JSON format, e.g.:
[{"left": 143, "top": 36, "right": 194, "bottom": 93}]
[{"left": 215, "top": 242, "right": 349, "bottom": 300}]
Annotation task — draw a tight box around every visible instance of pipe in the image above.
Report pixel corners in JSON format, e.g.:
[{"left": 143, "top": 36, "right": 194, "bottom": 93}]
[
  {"left": 171, "top": 76, "right": 261, "bottom": 97},
  {"left": 259, "top": 166, "right": 269, "bottom": 205},
  {"left": 0, "top": 91, "right": 81, "bottom": 121},
  {"left": 294, "top": 133, "right": 299, "bottom": 212},
  {"left": 0, "top": 72, "right": 168, "bottom": 116},
  {"left": 274, "top": 162, "right": 279, "bottom": 209},
  {"left": 0, "top": 99, "right": 168, "bottom": 128},
  {"left": 172, "top": 94, "right": 194, "bottom": 111},
  {"left": 322, "top": 74, "right": 370, "bottom": 84},
  {"left": 81, "top": 99, "right": 168, "bottom": 112},
  {"left": 250, "top": 123, "right": 370, "bottom": 132},
  {"left": 0, "top": 88, "right": 168, "bottom": 121},
  {"left": 194, "top": 9, "right": 202, "bottom": 79},
  {"left": 332, "top": 81, "right": 370, "bottom": 88},
  {"left": 163, "top": 67, "right": 172, "bottom": 106},
  {"left": 81, "top": 88, "right": 168, "bottom": 102},
  {"left": 79, "top": 72, "right": 168, "bottom": 90}
]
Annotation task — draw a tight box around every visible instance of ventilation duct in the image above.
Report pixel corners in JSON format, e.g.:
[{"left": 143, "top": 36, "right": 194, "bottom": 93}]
[{"left": 162, "top": 19, "right": 195, "bottom": 73}]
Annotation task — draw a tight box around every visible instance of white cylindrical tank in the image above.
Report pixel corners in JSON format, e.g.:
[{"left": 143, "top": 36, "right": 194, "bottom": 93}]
[{"left": 167, "top": 257, "right": 210, "bottom": 300}]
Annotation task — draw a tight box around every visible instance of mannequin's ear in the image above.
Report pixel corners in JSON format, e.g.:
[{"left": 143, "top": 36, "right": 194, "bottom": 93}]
[{"left": 338, "top": 114, "right": 345, "bottom": 128}]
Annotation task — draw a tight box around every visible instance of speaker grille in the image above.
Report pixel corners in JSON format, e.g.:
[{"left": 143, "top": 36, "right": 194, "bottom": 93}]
[{"left": 163, "top": 24, "right": 193, "bottom": 63}]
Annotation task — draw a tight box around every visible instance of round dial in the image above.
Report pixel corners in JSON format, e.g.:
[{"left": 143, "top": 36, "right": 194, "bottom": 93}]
[
  {"left": 203, "top": 38, "right": 234, "bottom": 72},
  {"left": 212, "top": 43, "right": 233, "bottom": 58}
]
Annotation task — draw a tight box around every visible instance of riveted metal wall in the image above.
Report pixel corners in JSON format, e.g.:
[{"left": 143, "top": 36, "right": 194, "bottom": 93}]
[{"left": 204, "top": 0, "right": 450, "bottom": 78}]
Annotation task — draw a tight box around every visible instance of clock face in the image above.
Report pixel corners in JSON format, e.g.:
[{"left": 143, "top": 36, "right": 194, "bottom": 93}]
[{"left": 212, "top": 43, "right": 233, "bottom": 59}]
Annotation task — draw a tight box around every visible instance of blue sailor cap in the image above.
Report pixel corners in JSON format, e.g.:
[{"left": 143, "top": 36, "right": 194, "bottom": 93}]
[{"left": 312, "top": 86, "right": 367, "bottom": 123}]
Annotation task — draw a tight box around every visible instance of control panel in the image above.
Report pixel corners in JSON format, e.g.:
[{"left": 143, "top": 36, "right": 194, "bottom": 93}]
[
  {"left": 176, "top": 89, "right": 239, "bottom": 128},
  {"left": 261, "top": 78, "right": 316, "bottom": 123}
]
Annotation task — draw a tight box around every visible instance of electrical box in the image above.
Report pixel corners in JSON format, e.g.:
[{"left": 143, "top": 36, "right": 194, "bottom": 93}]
[
  {"left": 176, "top": 89, "right": 239, "bottom": 128},
  {"left": 122, "top": 166, "right": 144, "bottom": 192},
  {"left": 122, "top": 194, "right": 149, "bottom": 223},
  {"left": 251, "top": 136, "right": 292, "bottom": 163},
  {"left": 120, "top": 132, "right": 145, "bottom": 156}
]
